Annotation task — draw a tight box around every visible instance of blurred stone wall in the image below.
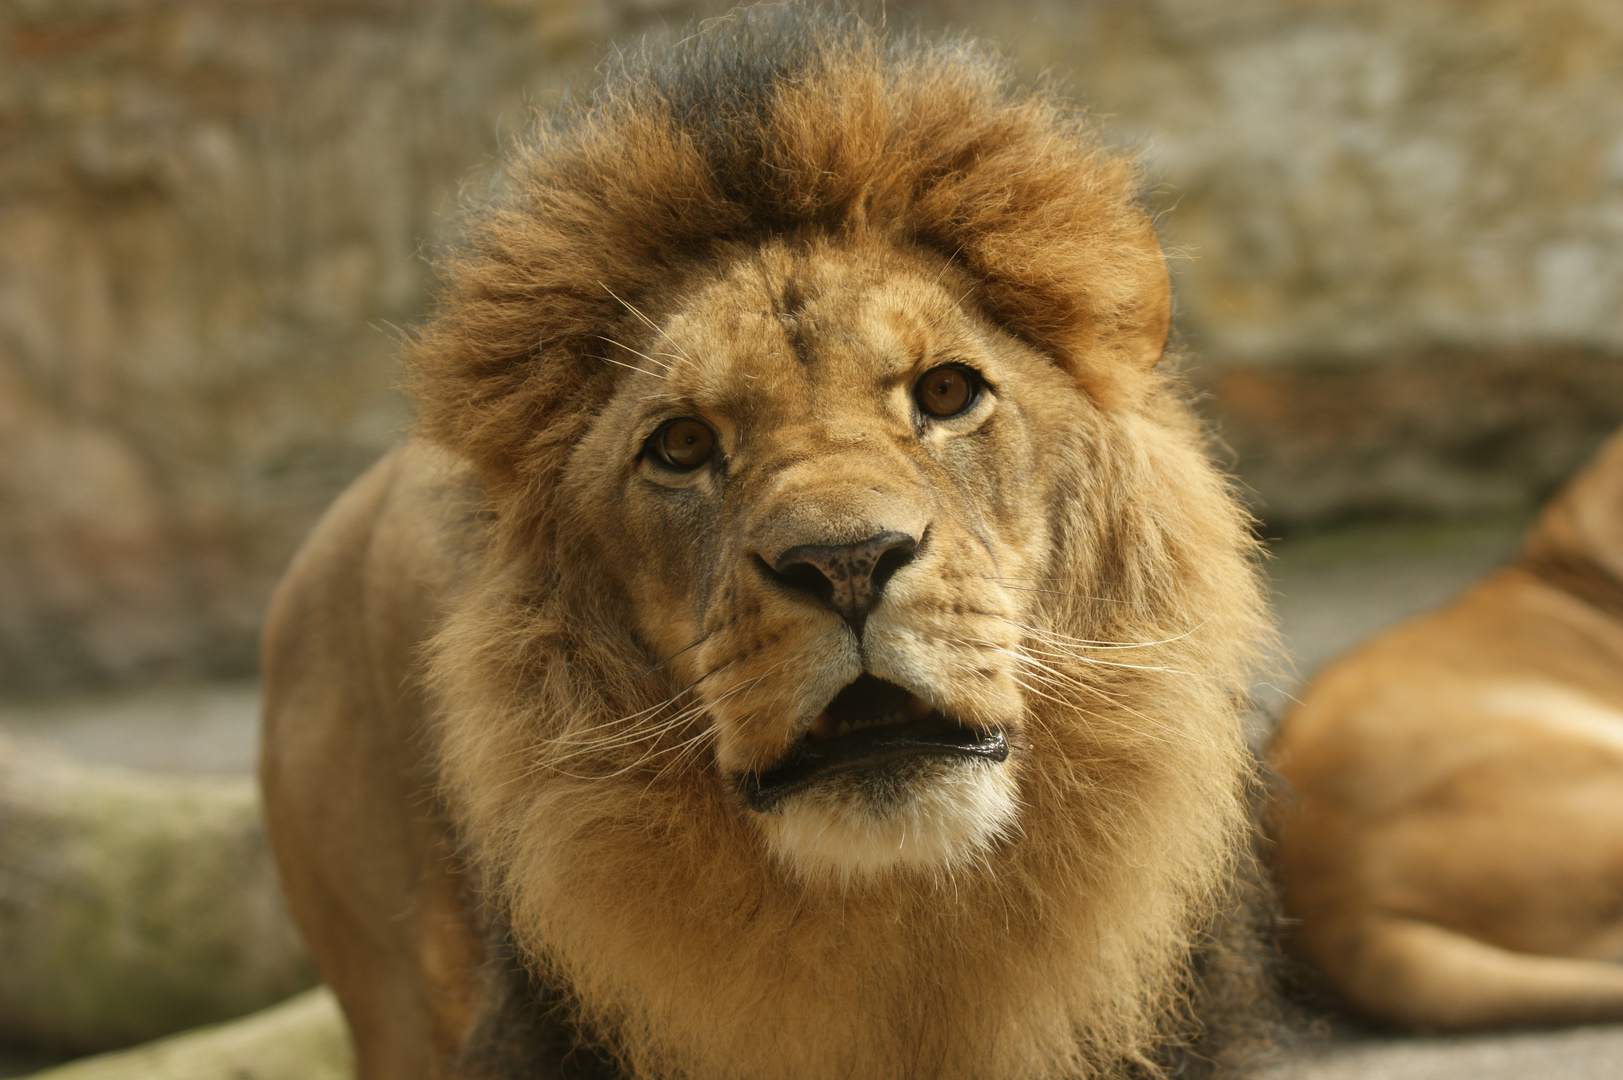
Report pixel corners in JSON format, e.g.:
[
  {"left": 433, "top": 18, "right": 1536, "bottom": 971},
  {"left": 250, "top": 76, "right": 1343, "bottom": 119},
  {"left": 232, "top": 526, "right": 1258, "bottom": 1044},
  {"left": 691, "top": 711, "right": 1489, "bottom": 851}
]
[
  {"left": 0, "top": 0, "right": 700, "bottom": 688},
  {"left": 985, "top": 0, "right": 1623, "bottom": 524},
  {"left": 2, "top": 0, "right": 1621, "bottom": 689}
]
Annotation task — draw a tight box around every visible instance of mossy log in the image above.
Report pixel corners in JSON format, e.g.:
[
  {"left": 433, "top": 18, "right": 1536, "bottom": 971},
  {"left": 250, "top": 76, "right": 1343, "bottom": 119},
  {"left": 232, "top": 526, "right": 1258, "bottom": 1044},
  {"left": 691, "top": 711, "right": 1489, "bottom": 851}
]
[
  {"left": 0, "top": 735, "right": 316, "bottom": 1053},
  {"left": 23, "top": 989, "right": 350, "bottom": 1080}
]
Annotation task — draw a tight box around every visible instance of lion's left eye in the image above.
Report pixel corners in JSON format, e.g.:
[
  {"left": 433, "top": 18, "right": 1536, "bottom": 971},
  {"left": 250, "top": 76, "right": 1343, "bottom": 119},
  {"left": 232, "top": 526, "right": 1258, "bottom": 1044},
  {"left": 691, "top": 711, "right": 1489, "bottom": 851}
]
[
  {"left": 915, "top": 365, "right": 981, "bottom": 419},
  {"left": 649, "top": 419, "right": 715, "bottom": 470}
]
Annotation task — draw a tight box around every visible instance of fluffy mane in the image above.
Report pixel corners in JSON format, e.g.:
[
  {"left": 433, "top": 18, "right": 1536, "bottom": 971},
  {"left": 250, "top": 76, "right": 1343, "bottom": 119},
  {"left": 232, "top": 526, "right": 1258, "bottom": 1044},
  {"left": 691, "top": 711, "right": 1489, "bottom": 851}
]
[
  {"left": 409, "top": 5, "right": 1167, "bottom": 532},
  {"left": 409, "top": 7, "right": 1274, "bottom": 1079}
]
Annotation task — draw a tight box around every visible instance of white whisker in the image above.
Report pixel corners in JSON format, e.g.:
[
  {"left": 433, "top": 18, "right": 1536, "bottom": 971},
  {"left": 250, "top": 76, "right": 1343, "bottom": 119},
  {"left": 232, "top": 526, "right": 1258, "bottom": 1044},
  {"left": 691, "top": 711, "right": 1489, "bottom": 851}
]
[
  {"left": 596, "top": 336, "right": 671, "bottom": 376},
  {"left": 588, "top": 352, "right": 662, "bottom": 379},
  {"left": 600, "top": 282, "right": 696, "bottom": 365}
]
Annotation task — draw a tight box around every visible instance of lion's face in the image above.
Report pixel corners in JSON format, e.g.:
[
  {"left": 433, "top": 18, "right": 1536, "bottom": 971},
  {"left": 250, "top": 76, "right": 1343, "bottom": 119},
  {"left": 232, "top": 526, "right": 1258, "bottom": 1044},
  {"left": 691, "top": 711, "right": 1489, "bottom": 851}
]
[{"left": 562, "top": 238, "right": 1083, "bottom": 879}]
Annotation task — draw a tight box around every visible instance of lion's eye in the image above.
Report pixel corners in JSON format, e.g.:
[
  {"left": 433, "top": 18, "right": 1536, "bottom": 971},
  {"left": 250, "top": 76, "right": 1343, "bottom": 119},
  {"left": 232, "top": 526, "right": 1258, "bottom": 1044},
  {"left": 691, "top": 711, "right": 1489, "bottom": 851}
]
[
  {"left": 915, "top": 365, "right": 979, "bottom": 418},
  {"left": 651, "top": 419, "right": 715, "bottom": 470}
]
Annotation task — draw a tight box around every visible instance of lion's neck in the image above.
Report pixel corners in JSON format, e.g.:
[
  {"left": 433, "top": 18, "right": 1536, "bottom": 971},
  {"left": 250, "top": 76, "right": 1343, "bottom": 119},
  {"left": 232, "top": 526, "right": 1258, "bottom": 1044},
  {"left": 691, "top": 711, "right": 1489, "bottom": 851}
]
[{"left": 490, "top": 751, "right": 1235, "bottom": 1080}]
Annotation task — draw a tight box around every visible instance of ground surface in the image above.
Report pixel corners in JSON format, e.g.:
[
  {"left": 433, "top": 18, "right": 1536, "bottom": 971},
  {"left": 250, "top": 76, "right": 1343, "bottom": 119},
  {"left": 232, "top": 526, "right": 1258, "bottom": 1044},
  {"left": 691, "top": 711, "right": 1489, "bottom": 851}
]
[{"left": 3, "top": 514, "right": 1620, "bottom": 1078}]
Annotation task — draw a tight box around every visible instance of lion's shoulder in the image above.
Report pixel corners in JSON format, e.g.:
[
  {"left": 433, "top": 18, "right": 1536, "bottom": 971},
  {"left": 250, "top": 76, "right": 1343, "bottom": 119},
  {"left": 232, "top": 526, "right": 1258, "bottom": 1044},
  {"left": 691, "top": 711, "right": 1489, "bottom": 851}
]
[{"left": 260, "top": 440, "right": 490, "bottom": 1075}]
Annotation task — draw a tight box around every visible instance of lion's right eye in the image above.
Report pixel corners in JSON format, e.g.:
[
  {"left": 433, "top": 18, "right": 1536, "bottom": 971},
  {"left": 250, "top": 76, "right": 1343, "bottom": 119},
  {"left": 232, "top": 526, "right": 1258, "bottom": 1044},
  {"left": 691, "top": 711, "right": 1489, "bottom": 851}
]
[
  {"left": 649, "top": 419, "right": 715, "bottom": 470},
  {"left": 915, "top": 364, "right": 981, "bottom": 419}
]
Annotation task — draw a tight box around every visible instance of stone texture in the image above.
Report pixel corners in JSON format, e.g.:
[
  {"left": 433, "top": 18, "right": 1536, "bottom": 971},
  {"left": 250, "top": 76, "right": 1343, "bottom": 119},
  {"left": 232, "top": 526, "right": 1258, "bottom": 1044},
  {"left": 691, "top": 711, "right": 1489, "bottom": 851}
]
[
  {"left": 1260, "top": 1024, "right": 1623, "bottom": 1080},
  {"left": 1200, "top": 348, "right": 1623, "bottom": 523},
  {"left": 945, "top": 0, "right": 1623, "bottom": 523},
  {"left": 0, "top": 0, "right": 707, "bottom": 689},
  {"left": 0, "top": 681, "right": 260, "bottom": 775},
  {"left": 17, "top": 990, "right": 1623, "bottom": 1080},
  {"left": 19, "top": 990, "right": 348, "bottom": 1080},
  {"left": 2, "top": 0, "right": 1621, "bottom": 686},
  {"left": 0, "top": 734, "right": 314, "bottom": 1053},
  {"left": 987, "top": 0, "right": 1623, "bottom": 362}
]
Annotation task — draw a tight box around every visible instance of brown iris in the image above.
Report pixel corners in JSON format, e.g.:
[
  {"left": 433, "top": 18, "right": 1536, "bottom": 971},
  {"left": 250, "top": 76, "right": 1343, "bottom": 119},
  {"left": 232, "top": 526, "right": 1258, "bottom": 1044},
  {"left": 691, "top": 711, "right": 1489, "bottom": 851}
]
[
  {"left": 915, "top": 365, "right": 978, "bottom": 418},
  {"left": 653, "top": 419, "right": 715, "bottom": 470}
]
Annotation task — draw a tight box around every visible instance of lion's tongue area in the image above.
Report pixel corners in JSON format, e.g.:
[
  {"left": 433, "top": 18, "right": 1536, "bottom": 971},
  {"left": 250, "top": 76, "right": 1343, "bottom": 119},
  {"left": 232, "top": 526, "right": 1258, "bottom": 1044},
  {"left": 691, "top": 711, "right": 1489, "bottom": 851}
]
[
  {"left": 815, "top": 674, "right": 924, "bottom": 738},
  {"left": 742, "top": 674, "right": 1009, "bottom": 812}
]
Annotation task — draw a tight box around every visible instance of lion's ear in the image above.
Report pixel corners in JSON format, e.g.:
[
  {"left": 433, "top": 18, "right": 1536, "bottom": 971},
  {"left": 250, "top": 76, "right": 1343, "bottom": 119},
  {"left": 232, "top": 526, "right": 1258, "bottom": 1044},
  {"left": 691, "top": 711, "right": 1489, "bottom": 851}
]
[
  {"left": 1524, "top": 427, "right": 1623, "bottom": 583},
  {"left": 1114, "top": 235, "right": 1171, "bottom": 369},
  {"left": 1059, "top": 215, "right": 1171, "bottom": 404}
]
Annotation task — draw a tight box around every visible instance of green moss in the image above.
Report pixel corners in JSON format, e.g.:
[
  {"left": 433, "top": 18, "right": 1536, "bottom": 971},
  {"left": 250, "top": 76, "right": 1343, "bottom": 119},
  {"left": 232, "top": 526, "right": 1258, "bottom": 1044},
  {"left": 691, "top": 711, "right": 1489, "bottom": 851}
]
[{"left": 0, "top": 746, "right": 316, "bottom": 1052}]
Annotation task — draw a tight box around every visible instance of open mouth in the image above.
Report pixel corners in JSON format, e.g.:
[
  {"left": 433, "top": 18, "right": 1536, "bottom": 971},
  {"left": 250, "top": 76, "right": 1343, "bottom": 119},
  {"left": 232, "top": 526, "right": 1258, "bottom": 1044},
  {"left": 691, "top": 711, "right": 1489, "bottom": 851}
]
[{"left": 740, "top": 674, "right": 1008, "bottom": 812}]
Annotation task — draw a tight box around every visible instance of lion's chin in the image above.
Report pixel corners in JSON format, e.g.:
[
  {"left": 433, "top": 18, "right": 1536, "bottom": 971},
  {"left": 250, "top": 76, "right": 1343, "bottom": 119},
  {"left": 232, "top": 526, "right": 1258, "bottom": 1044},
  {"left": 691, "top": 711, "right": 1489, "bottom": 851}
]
[{"left": 755, "top": 758, "right": 1021, "bottom": 884}]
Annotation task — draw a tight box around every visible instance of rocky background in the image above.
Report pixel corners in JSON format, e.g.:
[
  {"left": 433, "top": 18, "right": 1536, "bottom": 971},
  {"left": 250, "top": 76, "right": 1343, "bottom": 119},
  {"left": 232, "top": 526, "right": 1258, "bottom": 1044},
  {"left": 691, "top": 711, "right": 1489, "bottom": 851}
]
[{"left": 3, "top": 0, "right": 1622, "bottom": 690}]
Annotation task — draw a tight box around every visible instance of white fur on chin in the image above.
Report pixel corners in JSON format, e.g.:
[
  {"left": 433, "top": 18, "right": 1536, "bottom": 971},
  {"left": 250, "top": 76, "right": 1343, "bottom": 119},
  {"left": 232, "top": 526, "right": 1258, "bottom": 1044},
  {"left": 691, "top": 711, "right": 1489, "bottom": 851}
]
[{"left": 757, "top": 759, "right": 1022, "bottom": 884}]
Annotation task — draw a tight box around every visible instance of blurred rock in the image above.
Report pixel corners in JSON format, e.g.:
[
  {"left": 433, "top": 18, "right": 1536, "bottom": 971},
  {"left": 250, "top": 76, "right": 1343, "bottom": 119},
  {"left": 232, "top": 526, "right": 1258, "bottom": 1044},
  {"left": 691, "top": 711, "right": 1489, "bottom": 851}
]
[
  {"left": 0, "top": 734, "right": 315, "bottom": 1054},
  {"left": 971, "top": 0, "right": 1623, "bottom": 362},
  {"left": 20, "top": 989, "right": 348, "bottom": 1080},
  {"left": 0, "top": 681, "right": 261, "bottom": 775},
  {"left": 0, "top": 0, "right": 707, "bottom": 690},
  {"left": 1258, "top": 1023, "right": 1623, "bottom": 1080},
  {"left": 1199, "top": 348, "right": 1623, "bottom": 523},
  {"left": 2, "top": 0, "right": 1621, "bottom": 687},
  {"left": 947, "top": 0, "right": 1623, "bottom": 523}
]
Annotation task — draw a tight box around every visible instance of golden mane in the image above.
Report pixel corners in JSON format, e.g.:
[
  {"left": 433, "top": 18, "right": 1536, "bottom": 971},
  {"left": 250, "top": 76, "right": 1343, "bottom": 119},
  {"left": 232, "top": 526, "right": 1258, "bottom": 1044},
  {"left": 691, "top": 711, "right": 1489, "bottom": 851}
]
[{"left": 409, "top": 7, "right": 1168, "bottom": 529}]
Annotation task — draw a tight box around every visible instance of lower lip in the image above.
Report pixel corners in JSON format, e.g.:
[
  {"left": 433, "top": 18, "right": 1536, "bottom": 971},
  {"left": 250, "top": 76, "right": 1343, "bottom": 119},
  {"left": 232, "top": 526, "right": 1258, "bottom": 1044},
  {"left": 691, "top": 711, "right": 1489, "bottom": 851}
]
[{"left": 739, "top": 720, "right": 1009, "bottom": 813}]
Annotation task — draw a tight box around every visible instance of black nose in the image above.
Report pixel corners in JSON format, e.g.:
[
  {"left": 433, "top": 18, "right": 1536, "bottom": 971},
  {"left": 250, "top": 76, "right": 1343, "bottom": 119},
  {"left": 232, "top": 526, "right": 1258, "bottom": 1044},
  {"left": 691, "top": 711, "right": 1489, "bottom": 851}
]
[{"left": 764, "top": 531, "right": 919, "bottom": 632}]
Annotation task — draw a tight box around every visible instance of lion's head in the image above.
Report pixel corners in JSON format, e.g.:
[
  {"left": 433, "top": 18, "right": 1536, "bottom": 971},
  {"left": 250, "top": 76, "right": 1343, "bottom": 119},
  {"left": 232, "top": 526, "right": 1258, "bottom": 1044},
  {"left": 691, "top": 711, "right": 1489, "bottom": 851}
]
[{"left": 411, "top": 9, "right": 1269, "bottom": 1079}]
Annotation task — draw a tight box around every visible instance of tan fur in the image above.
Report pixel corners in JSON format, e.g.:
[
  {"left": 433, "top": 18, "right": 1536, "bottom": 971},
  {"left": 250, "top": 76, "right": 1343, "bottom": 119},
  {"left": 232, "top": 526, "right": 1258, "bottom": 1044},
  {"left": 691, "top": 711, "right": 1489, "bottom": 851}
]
[
  {"left": 263, "top": 9, "right": 1271, "bottom": 1078},
  {"left": 1270, "top": 427, "right": 1623, "bottom": 1030}
]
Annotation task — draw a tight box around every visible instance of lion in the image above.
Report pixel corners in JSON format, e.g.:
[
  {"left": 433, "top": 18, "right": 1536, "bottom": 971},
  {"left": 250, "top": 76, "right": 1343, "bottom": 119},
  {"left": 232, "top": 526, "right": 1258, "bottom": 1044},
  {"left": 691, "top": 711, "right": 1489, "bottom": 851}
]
[
  {"left": 260, "top": 9, "right": 1275, "bottom": 1079},
  {"left": 1269, "top": 426, "right": 1623, "bottom": 1031}
]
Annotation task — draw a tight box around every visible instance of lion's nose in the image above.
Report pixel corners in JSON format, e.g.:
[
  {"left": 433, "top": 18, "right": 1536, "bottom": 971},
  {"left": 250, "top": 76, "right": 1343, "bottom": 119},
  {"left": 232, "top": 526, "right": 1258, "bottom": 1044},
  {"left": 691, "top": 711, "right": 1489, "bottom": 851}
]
[{"left": 764, "top": 531, "right": 919, "bottom": 633}]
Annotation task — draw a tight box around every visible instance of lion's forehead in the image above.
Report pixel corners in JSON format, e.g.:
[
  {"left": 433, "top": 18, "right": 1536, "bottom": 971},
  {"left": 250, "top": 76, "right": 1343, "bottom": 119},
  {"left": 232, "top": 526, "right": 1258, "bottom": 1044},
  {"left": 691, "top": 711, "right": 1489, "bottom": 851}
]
[{"left": 655, "top": 246, "right": 984, "bottom": 408}]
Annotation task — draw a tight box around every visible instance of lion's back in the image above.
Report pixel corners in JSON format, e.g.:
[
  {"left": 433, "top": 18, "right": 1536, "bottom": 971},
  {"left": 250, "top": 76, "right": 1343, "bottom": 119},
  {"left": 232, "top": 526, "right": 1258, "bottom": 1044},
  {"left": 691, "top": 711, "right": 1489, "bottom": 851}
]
[{"left": 259, "top": 441, "right": 488, "bottom": 1079}]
